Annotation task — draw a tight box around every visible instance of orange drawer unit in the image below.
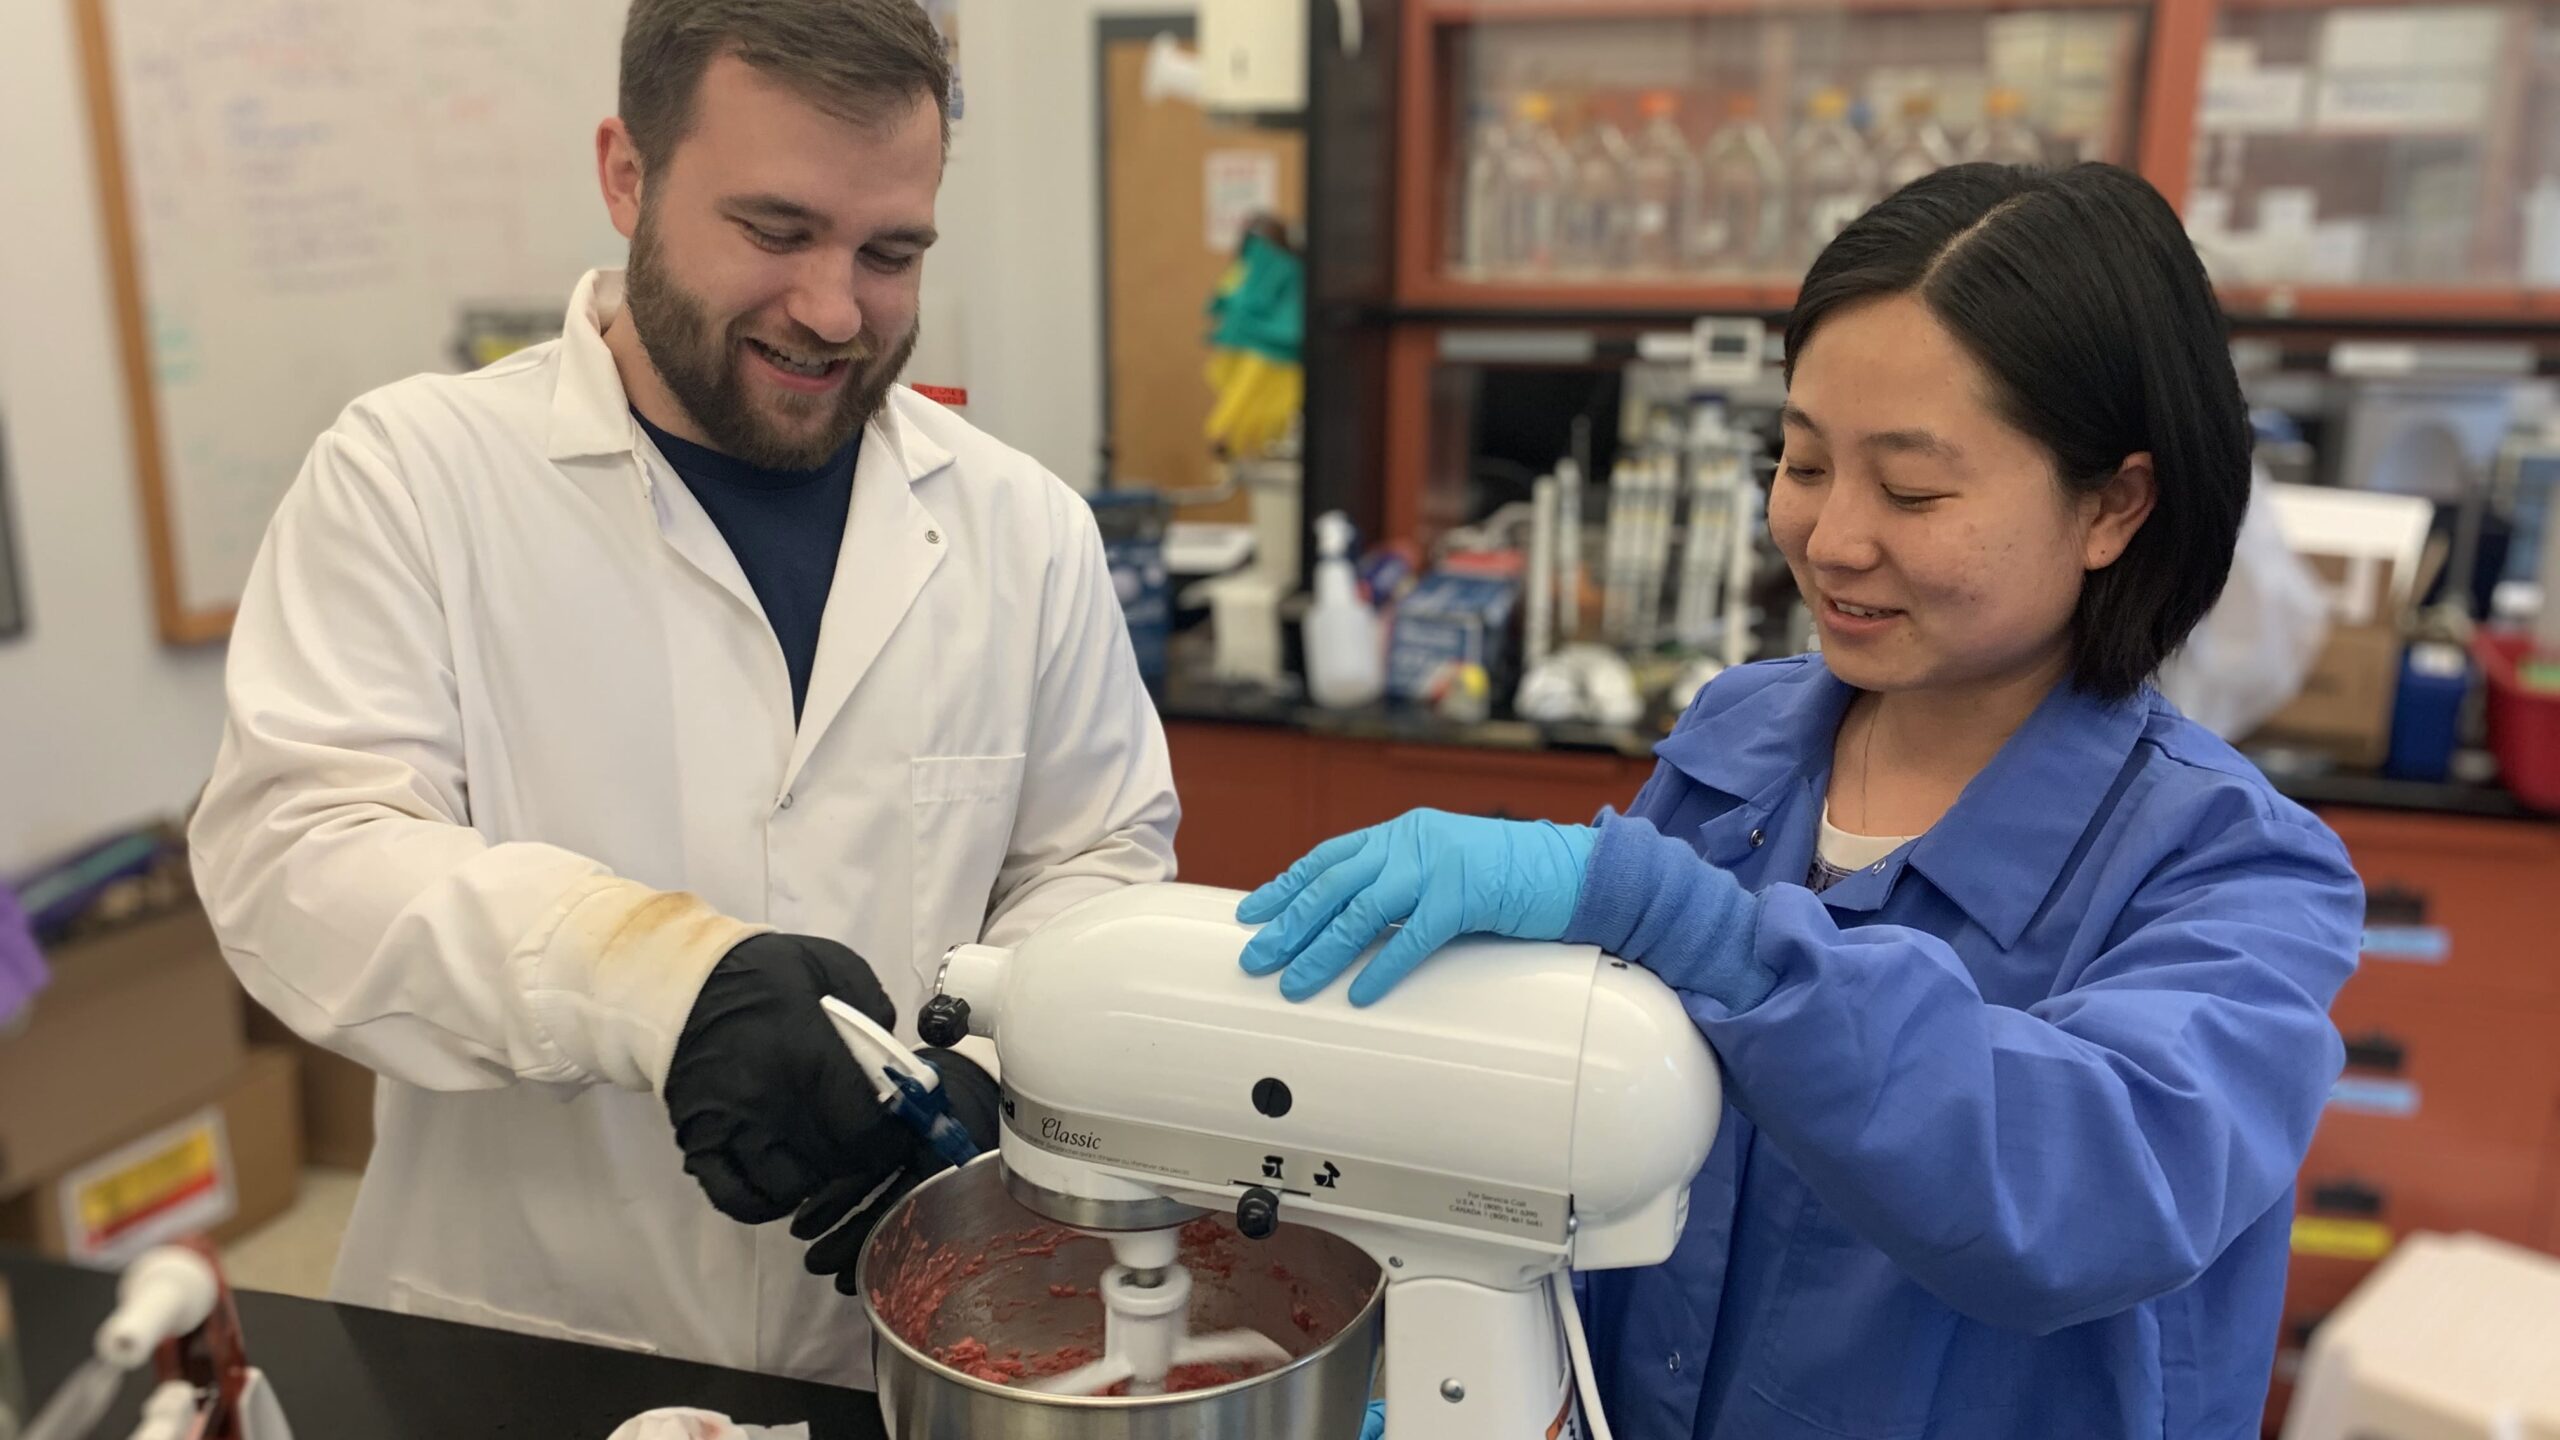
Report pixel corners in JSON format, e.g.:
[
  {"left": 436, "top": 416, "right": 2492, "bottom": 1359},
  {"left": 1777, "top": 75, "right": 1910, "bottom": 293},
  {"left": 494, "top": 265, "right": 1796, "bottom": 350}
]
[
  {"left": 2295, "top": 1128, "right": 2549, "bottom": 1253},
  {"left": 2321, "top": 809, "right": 2560, "bottom": 1005},
  {"left": 2268, "top": 807, "right": 2560, "bottom": 1437},
  {"left": 1317, "top": 741, "right": 1649, "bottom": 835},
  {"left": 2317, "top": 986, "right": 2560, "bottom": 1160},
  {"left": 2296, "top": 811, "right": 2560, "bottom": 1254},
  {"left": 1163, "top": 722, "right": 1326, "bottom": 891}
]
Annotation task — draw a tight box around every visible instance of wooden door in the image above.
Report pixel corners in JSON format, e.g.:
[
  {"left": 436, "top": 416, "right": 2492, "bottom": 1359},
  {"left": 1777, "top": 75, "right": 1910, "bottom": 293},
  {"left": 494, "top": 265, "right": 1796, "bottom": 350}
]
[{"left": 1100, "top": 22, "right": 1304, "bottom": 521}]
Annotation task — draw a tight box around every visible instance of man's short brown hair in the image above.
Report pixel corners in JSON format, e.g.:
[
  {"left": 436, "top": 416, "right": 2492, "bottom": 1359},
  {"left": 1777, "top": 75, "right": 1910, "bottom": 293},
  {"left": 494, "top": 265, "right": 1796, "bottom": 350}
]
[{"left": 619, "top": 0, "right": 952, "bottom": 165}]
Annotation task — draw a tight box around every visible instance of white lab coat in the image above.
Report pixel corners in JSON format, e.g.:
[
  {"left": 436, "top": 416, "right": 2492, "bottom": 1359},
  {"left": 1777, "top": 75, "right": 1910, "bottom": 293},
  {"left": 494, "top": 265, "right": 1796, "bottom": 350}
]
[{"left": 187, "top": 269, "right": 1178, "bottom": 1385}]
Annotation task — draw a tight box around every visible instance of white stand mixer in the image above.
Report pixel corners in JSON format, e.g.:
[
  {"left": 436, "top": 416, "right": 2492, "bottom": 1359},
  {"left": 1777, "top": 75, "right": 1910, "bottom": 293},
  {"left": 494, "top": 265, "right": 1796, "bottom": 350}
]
[{"left": 911, "top": 883, "right": 1722, "bottom": 1438}]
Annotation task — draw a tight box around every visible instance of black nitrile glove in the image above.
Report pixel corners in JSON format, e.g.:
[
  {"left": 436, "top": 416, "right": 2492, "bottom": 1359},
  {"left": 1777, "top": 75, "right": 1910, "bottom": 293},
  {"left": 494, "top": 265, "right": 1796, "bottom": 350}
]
[
  {"left": 792, "top": 1048, "right": 1002, "bottom": 1294},
  {"left": 664, "top": 932, "right": 900, "bottom": 1224}
]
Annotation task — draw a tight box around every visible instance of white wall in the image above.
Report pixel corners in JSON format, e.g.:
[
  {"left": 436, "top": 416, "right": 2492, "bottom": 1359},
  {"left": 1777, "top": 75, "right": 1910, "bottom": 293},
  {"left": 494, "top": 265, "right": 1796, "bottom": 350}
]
[
  {"left": 940, "top": 0, "right": 1196, "bottom": 490},
  {"left": 0, "top": 0, "right": 1191, "bottom": 873},
  {"left": 0, "top": 0, "right": 231, "bottom": 873}
]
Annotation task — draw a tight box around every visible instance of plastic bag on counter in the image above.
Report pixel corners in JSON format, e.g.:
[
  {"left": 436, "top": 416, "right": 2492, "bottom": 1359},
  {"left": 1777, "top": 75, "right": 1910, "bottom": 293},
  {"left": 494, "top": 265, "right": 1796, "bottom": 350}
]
[
  {"left": 2157, "top": 474, "right": 2331, "bottom": 740},
  {"left": 604, "top": 1410, "right": 808, "bottom": 1440}
]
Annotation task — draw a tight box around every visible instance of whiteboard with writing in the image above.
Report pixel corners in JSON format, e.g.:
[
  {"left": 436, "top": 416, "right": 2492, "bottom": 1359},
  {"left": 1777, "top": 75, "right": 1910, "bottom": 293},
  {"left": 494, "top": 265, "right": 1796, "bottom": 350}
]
[{"left": 84, "top": 0, "right": 632, "bottom": 637}]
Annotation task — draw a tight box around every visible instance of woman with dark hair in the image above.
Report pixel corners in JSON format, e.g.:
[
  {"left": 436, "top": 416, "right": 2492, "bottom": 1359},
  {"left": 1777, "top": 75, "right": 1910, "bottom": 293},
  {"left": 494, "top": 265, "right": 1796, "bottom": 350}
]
[{"left": 1245, "top": 164, "right": 2360, "bottom": 1438}]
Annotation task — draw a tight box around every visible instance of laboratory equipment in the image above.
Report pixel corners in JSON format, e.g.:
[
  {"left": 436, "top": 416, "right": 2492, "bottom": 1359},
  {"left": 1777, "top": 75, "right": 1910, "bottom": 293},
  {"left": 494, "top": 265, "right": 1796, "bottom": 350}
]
[
  {"left": 1182, "top": 456, "right": 1303, "bottom": 688},
  {"left": 1787, "top": 88, "right": 1877, "bottom": 264},
  {"left": 1963, "top": 88, "right": 2046, "bottom": 167},
  {"left": 1689, "top": 94, "right": 1785, "bottom": 272},
  {"left": 2384, "top": 640, "right": 2468, "bottom": 783},
  {"left": 2332, "top": 379, "right": 2516, "bottom": 506},
  {"left": 1500, "top": 94, "right": 1572, "bottom": 275},
  {"left": 1525, "top": 474, "right": 1559, "bottom": 668},
  {"left": 20, "top": 1241, "right": 291, "bottom": 1440},
  {"left": 1386, "top": 570, "right": 1521, "bottom": 705},
  {"left": 2529, "top": 172, "right": 2560, "bottom": 287},
  {"left": 1876, "top": 92, "right": 1959, "bottom": 193},
  {"left": 860, "top": 1155, "right": 1382, "bottom": 1436},
  {"left": 1516, "top": 642, "right": 1647, "bottom": 728},
  {"left": 1303, "top": 511, "right": 1386, "bottom": 709},
  {"left": 1455, "top": 106, "right": 1510, "bottom": 276},
  {"left": 1687, "top": 315, "right": 1766, "bottom": 391},
  {"left": 1625, "top": 93, "right": 1697, "bottom": 273},
  {"left": 1558, "top": 107, "right": 1635, "bottom": 274},
  {"left": 1632, "top": 451, "right": 1679, "bottom": 651},
  {"left": 883, "top": 883, "right": 1722, "bottom": 1439},
  {"left": 1675, "top": 398, "right": 1763, "bottom": 669},
  {"left": 1555, "top": 458, "right": 1586, "bottom": 642},
  {"left": 822, "top": 997, "right": 982, "bottom": 1171},
  {"left": 1090, "top": 495, "right": 1170, "bottom": 692},
  {"left": 1600, "top": 458, "right": 1643, "bottom": 647}
]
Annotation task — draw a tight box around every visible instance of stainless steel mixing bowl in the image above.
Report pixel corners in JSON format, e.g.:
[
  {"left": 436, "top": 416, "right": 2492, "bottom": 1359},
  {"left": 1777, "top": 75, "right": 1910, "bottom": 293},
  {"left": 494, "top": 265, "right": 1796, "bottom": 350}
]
[{"left": 859, "top": 1155, "right": 1383, "bottom": 1439}]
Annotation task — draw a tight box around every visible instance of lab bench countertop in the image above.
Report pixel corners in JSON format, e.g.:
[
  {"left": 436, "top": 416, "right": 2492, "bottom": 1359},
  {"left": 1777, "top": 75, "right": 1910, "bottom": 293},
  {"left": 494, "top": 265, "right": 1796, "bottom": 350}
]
[
  {"left": 1152, "top": 675, "right": 2552, "bottom": 824},
  {"left": 1, "top": 1249, "right": 886, "bottom": 1440}
]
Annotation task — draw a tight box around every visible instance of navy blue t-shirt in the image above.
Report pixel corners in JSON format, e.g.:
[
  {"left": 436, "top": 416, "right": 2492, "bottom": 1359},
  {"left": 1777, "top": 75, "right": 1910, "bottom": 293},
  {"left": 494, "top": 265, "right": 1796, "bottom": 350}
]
[{"left": 635, "top": 411, "right": 857, "bottom": 719}]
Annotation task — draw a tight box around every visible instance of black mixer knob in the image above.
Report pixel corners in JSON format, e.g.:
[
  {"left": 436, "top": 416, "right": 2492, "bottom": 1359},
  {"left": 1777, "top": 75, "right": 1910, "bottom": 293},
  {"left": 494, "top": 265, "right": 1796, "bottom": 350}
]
[
  {"left": 917, "top": 995, "right": 972, "bottom": 1049},
  {"left": 1237, "top": 1187, "right": 1281, "bottom": 1241}
]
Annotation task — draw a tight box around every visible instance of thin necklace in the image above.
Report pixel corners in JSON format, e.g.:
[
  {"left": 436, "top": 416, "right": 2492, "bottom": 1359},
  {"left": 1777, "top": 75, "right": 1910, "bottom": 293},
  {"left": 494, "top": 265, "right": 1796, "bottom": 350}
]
[{"left": 1861, "top": 703, "right": 1880, "bottom": 833}]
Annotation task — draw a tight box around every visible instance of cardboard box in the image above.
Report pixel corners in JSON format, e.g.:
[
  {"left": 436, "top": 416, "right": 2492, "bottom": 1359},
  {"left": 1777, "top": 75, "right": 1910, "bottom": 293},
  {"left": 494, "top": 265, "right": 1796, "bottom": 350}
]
[
  {"left": 244, "top": 1008, "right": 376, "bottom": 1171},
  {"left": 1388, "top": 571, "right": 1521, "bottom": 704},
  {"left": 2250, "top": 484, "right": 2437, "bottom": 770},
  {"left": 2260, "top": 625, "right": 2404, "bottom": 767},
  {"left": 0, "top": 906, "right": 246, "bottom": 1198},
  {"left": 2253, "top": 553, "right": 2406, "bottom": 768},
  {"left": 0, "top": 1047, "right": 301, "bottom": 1265}
]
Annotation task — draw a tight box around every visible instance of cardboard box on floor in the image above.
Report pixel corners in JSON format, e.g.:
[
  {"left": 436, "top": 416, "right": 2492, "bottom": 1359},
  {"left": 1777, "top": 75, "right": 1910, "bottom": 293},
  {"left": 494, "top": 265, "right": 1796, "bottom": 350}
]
[
  {"left": 0, "top": 1046, "right": 301, "bottom": 1264},
  {"left": 0, "top": 906, "right": 246, "bottom": 1198},
  {"left": 243, "top": 1008, "right": 376, "bottom": 1172}
]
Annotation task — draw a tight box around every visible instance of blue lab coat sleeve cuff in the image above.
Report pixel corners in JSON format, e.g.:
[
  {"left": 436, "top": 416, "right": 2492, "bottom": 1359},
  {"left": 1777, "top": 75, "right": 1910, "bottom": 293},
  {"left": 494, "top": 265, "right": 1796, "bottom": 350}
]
[{"left": 1565, "top": 812, "right": 1773, "bottom": 1013}]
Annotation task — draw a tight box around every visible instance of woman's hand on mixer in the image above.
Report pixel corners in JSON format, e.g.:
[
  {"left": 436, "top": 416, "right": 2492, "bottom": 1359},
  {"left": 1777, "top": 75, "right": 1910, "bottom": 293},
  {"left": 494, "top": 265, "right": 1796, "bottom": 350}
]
[{"left": 1234, "top": 810, "right": 1596, "bottom": 1005}]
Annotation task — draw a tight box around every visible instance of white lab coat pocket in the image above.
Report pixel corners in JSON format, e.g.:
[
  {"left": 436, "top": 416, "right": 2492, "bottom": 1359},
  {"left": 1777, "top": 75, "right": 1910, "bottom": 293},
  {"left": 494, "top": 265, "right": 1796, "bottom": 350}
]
[{"left": 908, "top": 754, "right": 1028, "bottom": 990}]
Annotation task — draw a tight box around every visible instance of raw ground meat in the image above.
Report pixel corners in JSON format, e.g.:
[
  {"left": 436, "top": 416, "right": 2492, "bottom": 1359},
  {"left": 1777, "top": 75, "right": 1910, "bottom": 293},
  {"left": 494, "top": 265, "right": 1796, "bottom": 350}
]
[{"left": 869, "top": 1210, "right": 1359, "bottom": 1395}]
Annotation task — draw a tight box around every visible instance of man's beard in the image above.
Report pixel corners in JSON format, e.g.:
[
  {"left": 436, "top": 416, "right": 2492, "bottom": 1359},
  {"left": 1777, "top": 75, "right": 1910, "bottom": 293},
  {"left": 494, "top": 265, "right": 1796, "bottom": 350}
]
[{"left": 624, "top": 203, "right": 916, "bottom": 471}]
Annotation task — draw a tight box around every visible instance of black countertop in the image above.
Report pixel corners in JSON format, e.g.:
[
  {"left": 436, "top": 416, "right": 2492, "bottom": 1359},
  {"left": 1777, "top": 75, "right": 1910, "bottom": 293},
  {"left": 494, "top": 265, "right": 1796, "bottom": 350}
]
[
  {"left": 1153, "top": 676, "right": 2550, "bottom": 823},
  {"left": 2, "top": 1250, "right": 885, "bottom": 1440}
]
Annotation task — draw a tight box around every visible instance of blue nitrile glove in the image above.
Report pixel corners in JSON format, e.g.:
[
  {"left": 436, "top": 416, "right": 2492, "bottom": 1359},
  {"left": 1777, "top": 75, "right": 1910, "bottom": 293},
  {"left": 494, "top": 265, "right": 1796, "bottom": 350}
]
[
  {"left": 1359, "top": 1399, "right": 1385, "bottom": 1439},
  {"left": 1235, "top": 810, "right": 1597, "bottom": 1005}
]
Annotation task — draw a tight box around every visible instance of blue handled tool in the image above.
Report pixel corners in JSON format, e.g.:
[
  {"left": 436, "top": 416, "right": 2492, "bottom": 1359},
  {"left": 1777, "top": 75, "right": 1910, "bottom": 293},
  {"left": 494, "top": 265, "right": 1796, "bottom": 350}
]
[{"left": 820, "top": 995, "right": 981, "bottom": 1168}]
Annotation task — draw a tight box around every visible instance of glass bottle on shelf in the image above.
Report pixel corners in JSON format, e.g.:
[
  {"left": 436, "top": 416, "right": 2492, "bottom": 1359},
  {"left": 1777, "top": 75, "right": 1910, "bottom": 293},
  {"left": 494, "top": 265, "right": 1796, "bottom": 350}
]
[
  {"left": 1690, "top": 92, "right": 1787, "bottom": 275},
  {"left": 1788, "top": 87, "right": 1876, "bottom": 266},
  {"left": 2528, "top": 31, "right": 2560, "bottom": 287},
  {"left": 1877, "top": 91, "right": 1960, "bottom": 194},
  {"left": 1964, "top": 86, "right": 2047, "bottom": 168},
  {"left": 1625, "top": 92, "right": 1698, "bottom": 275},
  {"left": 1455, "top": 104, "right": 1511, "bottom": 277},
  {"left": 1500, "top": 92, "right": 1572, "bottom": 276},
  {"left": 1558, "top": 102, "right": 1636, "bottom": 275},
  {"left": 2531, "top": 160, "right": 2560, "bottom": 288}
]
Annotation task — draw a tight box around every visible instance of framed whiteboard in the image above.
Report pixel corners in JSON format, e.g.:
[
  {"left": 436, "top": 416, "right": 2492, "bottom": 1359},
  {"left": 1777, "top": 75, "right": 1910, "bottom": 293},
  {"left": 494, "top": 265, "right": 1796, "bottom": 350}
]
[{"left": 77, "top": 0, "right": 633, "bottom": 641}]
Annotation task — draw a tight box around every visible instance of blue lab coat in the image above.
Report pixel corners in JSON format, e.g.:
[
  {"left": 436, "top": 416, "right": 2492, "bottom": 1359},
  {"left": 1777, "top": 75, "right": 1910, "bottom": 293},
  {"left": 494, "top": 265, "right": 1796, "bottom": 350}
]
[{"left": 1569, "top": 656, "right": 2361, "bottom": 1439}]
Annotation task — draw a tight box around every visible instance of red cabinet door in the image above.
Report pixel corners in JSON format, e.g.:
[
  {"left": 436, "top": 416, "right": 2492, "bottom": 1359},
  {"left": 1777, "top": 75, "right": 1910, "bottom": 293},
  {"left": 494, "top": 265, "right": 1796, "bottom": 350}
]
[{"left": 1164, "top": 723, "right": 1326, "bottom": 891}]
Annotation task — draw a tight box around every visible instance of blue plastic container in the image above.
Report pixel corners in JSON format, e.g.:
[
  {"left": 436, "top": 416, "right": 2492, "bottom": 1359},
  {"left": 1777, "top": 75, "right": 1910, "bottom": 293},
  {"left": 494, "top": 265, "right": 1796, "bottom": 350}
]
[{"left": 2384, "top": 640, "right": 2469, "bottom": 782}]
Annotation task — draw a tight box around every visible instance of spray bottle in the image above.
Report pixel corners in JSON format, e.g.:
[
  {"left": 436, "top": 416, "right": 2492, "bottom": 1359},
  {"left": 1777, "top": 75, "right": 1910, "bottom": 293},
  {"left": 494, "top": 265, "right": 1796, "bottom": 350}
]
[{"left": 1303, "top": 511, "right": 1385, "bottom": 708}]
